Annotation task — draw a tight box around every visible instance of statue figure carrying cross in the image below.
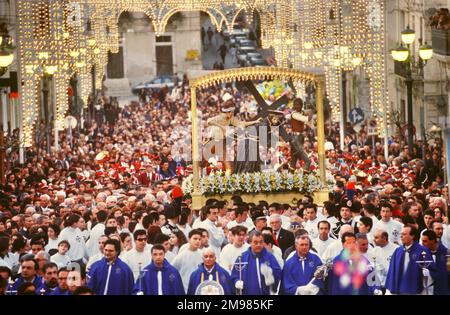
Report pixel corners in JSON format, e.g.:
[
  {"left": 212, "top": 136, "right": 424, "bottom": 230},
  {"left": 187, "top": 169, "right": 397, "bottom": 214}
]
[
  {"left": 205, "top": 79, "right": 312, "bottom": 174},
  {"left": 238, "top": 80, "right": 312, "bottom": 172}
]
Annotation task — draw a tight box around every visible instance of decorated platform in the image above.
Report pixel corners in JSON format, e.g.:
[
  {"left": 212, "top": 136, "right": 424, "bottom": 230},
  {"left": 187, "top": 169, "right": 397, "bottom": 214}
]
[{"left": 187, "top": 67, "right": 329, "bottom": 209}]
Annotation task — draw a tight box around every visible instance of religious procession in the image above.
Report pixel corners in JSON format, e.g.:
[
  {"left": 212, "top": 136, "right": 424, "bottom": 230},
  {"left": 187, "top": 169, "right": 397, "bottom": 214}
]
[{"left": 0, "top": 0, "right": 450, "bottom": 299}]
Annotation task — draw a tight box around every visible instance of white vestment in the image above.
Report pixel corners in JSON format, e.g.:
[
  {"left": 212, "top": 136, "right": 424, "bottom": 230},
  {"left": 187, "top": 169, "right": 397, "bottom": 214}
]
[
  {"left": 219, "top": 243, "right": 250, "bottom": 274},
  {"left": 373, "top": 219, "right": 404, "bottom": 245},
  {"left": 312, "top": 237, "right": 335, "bottom": 259},
  {"left": 171, "top": 247, "right": 203, "bottom": 292},
  {"left": 59, "top": 226, "right": 88, "bottom": 262},
  {"left": 122, "top": 247, "right": 152, "bottom": 280}
]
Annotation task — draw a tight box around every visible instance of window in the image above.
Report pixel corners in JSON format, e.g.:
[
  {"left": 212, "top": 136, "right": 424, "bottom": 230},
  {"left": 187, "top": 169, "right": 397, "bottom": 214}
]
[
  {"left": 107, "top": 47, "right": 124, "bottom": 79},
  {"left": 156, "top": 36, "right": 172, "bottom": 43}
]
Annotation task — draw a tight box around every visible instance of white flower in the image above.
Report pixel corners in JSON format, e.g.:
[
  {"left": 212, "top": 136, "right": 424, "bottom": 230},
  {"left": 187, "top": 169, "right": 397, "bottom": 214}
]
[
  {"left": 244, "top": 173, "right": 252, "bottom": 192},
  {"left": 253, "top": 172, "right": 262, "bottom": 192},
  {"left": 274, "top": 172, "right": 283, "bottom": 190},
  {"left": 181, "top": 175, "right": 193, "bottom": 195}
]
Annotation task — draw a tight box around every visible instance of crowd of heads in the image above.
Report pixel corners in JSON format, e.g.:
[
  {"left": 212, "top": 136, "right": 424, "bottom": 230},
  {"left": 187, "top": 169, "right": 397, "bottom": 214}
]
[{"left": 0, "top": 74, "right": 449, "bottom": 295}]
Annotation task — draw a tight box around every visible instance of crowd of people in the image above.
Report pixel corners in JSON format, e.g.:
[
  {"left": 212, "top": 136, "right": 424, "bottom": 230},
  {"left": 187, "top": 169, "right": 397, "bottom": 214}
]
[{"left": 0, "top": 76, "right": 449, "bottom": 295}]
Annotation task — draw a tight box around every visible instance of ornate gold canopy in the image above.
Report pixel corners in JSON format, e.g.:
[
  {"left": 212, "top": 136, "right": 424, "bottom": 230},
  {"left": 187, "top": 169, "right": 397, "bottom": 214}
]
[{"left": 190, "top": 66, "right": 324, "bottom": 89}]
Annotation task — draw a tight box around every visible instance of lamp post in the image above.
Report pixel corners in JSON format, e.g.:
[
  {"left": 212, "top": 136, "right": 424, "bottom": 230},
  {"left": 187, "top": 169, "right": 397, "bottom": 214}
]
[
  {"left": 391, "top": 26, "right": 433, "bottom": 156},
  {"left": 42, "top": 72, "right": 51, "bottom": 155},
  {"left": 0, "top": 42, "right": 14, "bottom": 77}
]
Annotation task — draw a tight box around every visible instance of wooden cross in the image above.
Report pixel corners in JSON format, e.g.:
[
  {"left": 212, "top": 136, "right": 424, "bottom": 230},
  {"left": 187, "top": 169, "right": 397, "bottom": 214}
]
[{"left": 239, "top": 80, "right": 291, "bottom": 142}]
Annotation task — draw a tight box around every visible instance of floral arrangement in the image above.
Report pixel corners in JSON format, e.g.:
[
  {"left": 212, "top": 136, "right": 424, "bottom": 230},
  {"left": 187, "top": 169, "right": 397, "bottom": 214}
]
[
  {"left": 256, "top": 79, "right": 292, "bottom": 102},
  {"left": 181, "top": 169, "right": 335, "bottom": 197}
]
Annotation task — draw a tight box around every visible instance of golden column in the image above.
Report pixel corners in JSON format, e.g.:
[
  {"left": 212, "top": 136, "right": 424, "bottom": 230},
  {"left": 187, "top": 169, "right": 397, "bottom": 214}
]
[
  {"left": 190, "top": 86, "right": 203, "bottom": 210},
  {"left": 316, "top": 76, "right": 326, "bottom": 184},
  {"left": 312, "top": 75, "right": 329, "bottom": 205}
]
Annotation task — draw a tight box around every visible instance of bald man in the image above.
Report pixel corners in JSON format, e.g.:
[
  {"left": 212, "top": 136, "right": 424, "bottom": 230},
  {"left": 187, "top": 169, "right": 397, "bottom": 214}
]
[{"left": 187, "top": 248, "right": 234, "bottom": 295}]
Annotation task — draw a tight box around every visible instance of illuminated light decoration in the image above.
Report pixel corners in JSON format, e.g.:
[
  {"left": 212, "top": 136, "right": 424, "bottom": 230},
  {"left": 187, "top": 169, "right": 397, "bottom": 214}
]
[
  {"left": 70, "top": 50, "right": 80, "bottom": 58},
  {"left": 17, "top": 0, "right": 389, "bottom": 146},
  {"left": 44, "top": 65, "right": 58, "bottom": 75},
  {"left": 190, "top": 66, "right": 319, "bottom": 89}
]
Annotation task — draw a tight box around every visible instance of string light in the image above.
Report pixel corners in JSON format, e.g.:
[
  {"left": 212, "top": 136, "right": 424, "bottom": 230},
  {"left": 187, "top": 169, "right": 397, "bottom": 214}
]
[{"left": 17, "top": 0, "right": 389, "bottom": 146}]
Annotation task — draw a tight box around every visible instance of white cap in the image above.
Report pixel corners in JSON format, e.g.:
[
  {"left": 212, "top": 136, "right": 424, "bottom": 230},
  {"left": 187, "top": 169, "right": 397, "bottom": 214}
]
[{"left": 222, "top": 92, "right": 233, "bottom": 103}]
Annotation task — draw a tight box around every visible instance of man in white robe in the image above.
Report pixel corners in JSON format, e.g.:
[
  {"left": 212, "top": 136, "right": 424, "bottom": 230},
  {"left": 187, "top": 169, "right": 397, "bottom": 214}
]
[
  {"left": 122, "top": 230, "right": 152, "bottom": 280},
  {"left": 303, "top": 204, "right": 321, "bottom": 239},
  {"left": 171, "top": 229, "right": 204, "bottom": 292},
  {"left": 372, "top": 229, "right": 399, "bottom": 290},
  {"left": 86, "top": 235, "right": 108, "bottom": 273},
  {"left": 197, "top": 204, "right": 225, "bottom": 257},
  {"left": 86, "top": 210, "right": 107, "bottom": 257},
  {"left": 312, "top": 220, "right": 334, "bottom": 259},
  {"left": 219, "top": 226, "right": 250, "bottom": 274}
]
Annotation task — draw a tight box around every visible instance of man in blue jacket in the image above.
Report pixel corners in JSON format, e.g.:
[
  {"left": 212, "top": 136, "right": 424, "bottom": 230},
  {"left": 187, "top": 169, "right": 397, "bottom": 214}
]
[
  {"left": 231, "top": 230, "right": 281, "bottom": 295},
  {"left": 385, "top": 226, "right": 436, "bottom": 294},
  {"left": 327, "top": 232, "right": 373, "bottom": 295},
  {"left": 188, "top": 247, "right": 233, "bottom": 295},
  {"left": 282, "top": 235, "right": 324, "bottom": 295},
  {"left": 36, "top": 262, "right": 58, "bottom": 295},
  {"left": 133, "top": 244, "right": 184, "bottom": 295},
  {"left": 8, "top": 255, "right": 42, "bottom": 294},
  {"left": 88, "top": 239, "right": 134, "bottom": 295},
  {"left": 421, "top": 229, "right": 448, "bottom": 295}
]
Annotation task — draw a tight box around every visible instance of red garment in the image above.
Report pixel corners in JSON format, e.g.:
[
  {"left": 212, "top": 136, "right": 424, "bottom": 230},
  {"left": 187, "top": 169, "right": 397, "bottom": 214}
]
[
  {"left": 137, "top": 172, "right": 161, "bottom": 186},
  {"left": 392, "top": 206, "right": 404, "bottom": 218}
]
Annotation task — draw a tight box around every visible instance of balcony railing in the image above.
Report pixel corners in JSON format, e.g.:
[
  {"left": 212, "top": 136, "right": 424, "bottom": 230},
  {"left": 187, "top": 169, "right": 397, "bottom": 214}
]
[{"left": 432, "top": 28, "right": 450, "bottom": 56}]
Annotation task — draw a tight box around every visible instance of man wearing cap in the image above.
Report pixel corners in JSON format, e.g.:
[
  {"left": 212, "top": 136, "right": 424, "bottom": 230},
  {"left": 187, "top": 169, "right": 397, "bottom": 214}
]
[
  {"left": 206, "top": 93, "right": 261, "bottom": 172},
  {"left": 161, "top": 204, "right": 181, "bottom": 236},
  {"left": 330, "top": 199, "right": 359, "bottom": 239}
]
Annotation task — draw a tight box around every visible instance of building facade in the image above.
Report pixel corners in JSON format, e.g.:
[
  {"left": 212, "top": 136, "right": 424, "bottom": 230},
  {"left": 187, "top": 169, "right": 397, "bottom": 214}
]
[
  {"left": 385, "top": 0, "right": 449, "bottom": 139},
  {"left": 0, "top": 0, "right": 19, "bottom": 135},
  {"left": 104, "top": 11, "right": 202, "bottom": 97}
]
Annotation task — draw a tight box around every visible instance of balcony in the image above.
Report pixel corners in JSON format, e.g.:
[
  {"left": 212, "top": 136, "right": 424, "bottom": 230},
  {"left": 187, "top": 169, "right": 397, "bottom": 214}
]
[{"left": 432, "top": 28, "right": 450, "bottom": 56}]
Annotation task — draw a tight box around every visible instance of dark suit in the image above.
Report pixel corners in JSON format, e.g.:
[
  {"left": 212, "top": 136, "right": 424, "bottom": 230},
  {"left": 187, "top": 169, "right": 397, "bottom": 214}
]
[
  {"left": 415, "top": 168, "right": 429, "bottom": 187},
  {"left": 275, "top": 228, "right": 294, "bottom": 254}
]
